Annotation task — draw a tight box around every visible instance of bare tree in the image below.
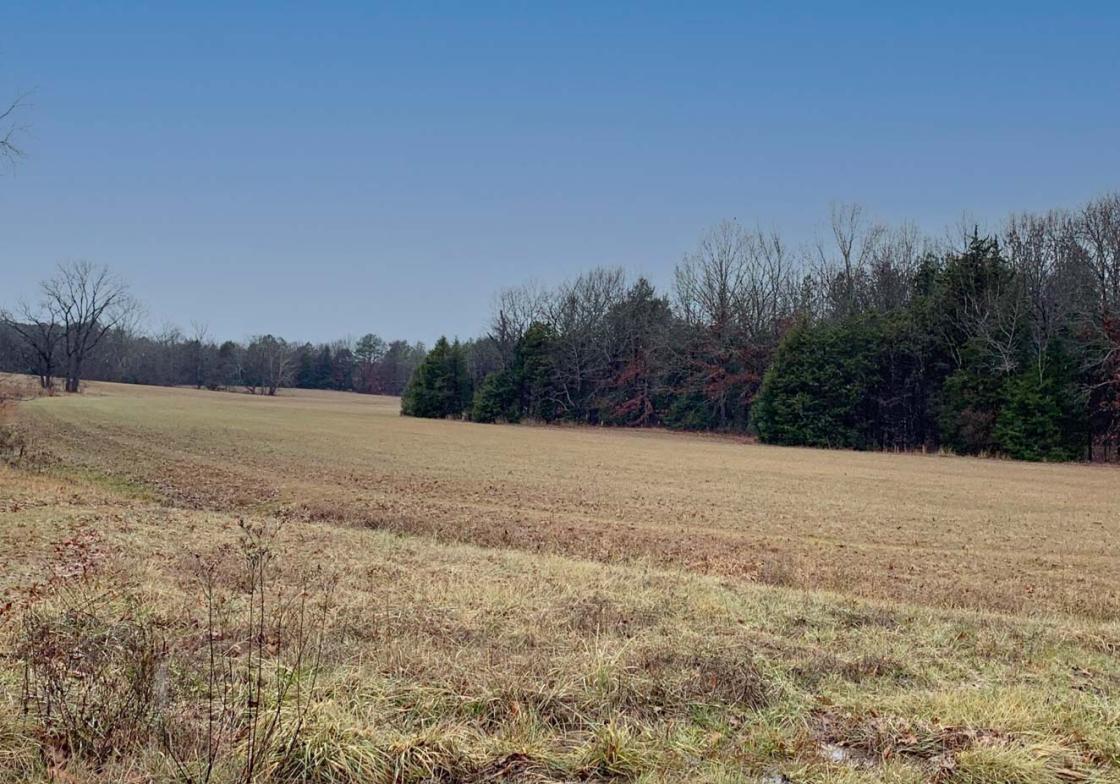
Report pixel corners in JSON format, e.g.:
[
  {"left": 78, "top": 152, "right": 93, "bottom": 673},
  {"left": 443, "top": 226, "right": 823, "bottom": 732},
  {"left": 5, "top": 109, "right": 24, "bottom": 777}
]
[
  {"left": 812, "top": 202, "right": 886, "bottom": 319},
  {"left": 673, "top": 221, "right": 795, "bottom": 428},
  {"left": 245, "top": 335, "right": 293, "bottom": 396},
  {"left": 1004, "top": 210, "right": 1080, "bottom": 380},
  {"left": 1073, "top": 194, "right": 1120, "bottom": 454},
  {"left": 0, "top": 92, "right": 28, "bottom": 171},
  {"left": 489, "top": 281, "right": 551, "bottom": 368},
  {"left": 866, "top": 222, "right": 929, "bottom": 312},
  {"left": 675, "top": 220, "right": 750, "bottom": 338},
  {"left": 963, "top": 273, "right": 1026, "bottom": 375},
  {"left": 1077, "top": 193, "right": 1120, "bottom": 325},
  {"left": 1, "top": 300, "right": 63, "bottom": 389},
  {"left": 545, "top": 267, "right": 627, "bottom": 418},
  {"left": 741, "top": 229, "right": 798, "bottom": 342},
  {"left": 42, "top": 261, "right": 138, "bottom": 392},
  {"left": 185, "top": 322, "right": 210, "bottom": 389}
]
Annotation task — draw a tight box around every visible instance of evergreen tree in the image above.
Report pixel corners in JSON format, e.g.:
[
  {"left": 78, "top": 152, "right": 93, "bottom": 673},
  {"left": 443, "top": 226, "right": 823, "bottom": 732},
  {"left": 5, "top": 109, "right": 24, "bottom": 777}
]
[
  {"left": 295, "top": 343, "right": 317, "bottom": 388},
  {"left": 752, "top": 317, "right": 884, "bottom": 449},
  {"left": 601, "top": 278, "right": 673, "bottom": 426},
  {"left": 995, "top": 349, "right": 1086, "bottom": 461},
  {"left": 517, "top": 322, "right": 558, "bottom": 422},
  {"left": 401, "top": 337, "right": 473, "bottom": 419},
  {"left": 470, "top": 369, "right": 520, "bottom": 423},
  {"left": 937, "top": 349, "right": 1006, "bottom": 454},
  {"left": 469, "top": 322, "right": 557, "bottom": 423},
  {"left": 929, "top": 234, "right": 1018, "bottom": 453}
]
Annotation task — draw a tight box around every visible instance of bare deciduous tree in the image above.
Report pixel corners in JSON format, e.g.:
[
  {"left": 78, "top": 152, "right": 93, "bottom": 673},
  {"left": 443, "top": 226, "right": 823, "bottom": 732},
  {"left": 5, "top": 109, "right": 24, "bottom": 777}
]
[
  {"left": 673, "top": 221, "right": 798, "bottom": 428},
  {"left": 546, "top": 267, "right": 627, "bottom": 419},
  {"left": 42, "top": 261, "right": 138, "bottom": 393},
  {"left": 675, "top": 220, "right": 751, "bottom": 338},
  {"left": 741, "top": 229, "right": 798, "bottom": 342},
  {"left": 187, "top": 321, "right": 211, "bottom": 389},
  {"left": 0, "top": 92, "right": 28, "bottom": 171},
  {"left": 1, "top": 300, "right": 63, "bottom": 389},
  {"left": 1077, "top": 193, "right": 1120, "bottom": 324},
  {"left": 489, "top": 282, "right": 551, "bottom": 369},
  {"left": 1073, "top": 194, "right": 1120, "bottom": 453},
  {"left": 866, "top": 222, "right": 929, "bottom": 313},
  {"left": 812, "top": 202, "right": 887, "bottom": 319},
  {"left": 245, "top": 335, "right": 293, "bottom": 396},
  {"left": 1004, "top": 210, "right": 1079, "bottom": 380}
]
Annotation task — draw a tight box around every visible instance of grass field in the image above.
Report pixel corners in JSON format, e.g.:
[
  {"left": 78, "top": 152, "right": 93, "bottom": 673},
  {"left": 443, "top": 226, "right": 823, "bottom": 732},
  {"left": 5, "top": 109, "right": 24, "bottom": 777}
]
[{"left": 2, "top": 381, "right": 1119, "bottom": 782}]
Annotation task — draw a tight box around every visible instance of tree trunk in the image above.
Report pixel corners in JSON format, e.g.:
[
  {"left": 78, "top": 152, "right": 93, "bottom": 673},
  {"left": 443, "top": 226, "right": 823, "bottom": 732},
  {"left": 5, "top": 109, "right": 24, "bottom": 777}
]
[{"left": 65, "top": 356, "right": 81, "bottom": 393}]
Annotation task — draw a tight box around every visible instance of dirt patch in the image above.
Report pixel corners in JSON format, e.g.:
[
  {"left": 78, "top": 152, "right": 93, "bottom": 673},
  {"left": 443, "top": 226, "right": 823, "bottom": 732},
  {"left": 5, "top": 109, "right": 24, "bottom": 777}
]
[
  {"left": 632, "top": 647, "right": 777, "bottom": 713},
  {"left": 793, "top": 651, "right": 916, "bottom": 689},
  {"left": 813, "top": 710, "right": 1002, "bottom": 763}
]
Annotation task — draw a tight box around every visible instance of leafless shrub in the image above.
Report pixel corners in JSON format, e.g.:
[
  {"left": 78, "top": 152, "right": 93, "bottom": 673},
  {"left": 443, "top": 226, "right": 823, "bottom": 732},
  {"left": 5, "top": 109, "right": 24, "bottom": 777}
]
[
  {"left": 0, "top": 423, "right": 26, "bottom": 464},
  {"left": 13, "top": 529, "right": 165, "bottom": 769},
  {"left": 7, "top": 520, "right": 335, "bottom": 780},
  {"left": 164, "top": 519, "right": 336, "bottom": 783}
]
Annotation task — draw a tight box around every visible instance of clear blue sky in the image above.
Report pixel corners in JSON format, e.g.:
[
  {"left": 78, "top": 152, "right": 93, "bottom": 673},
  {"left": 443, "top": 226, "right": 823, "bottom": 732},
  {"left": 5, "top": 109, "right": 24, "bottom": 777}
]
[{"left": 1, "top": 2, "right": 1118, "bottom": 344}]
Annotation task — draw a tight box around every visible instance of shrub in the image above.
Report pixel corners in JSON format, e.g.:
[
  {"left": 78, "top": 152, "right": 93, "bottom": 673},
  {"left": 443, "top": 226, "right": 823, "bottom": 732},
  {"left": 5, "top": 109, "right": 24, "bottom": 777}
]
[
  {"left": 164, "top": 520, "right": 335, "bottom": 783},
  {"left": 14, "top": 529, "right": 165, "bottom": 767},
  {"left": 8, "top": 522, "right": 335, "bottom": 781},
  {"left": 0, "top": 423, "right": 26, "bottom": 464},
  {"left": 470, "top": 370, "right": 520, "bottom": 423},
  {"left": 995, "top": 366, "right": 1085, "bottom": 461},
  {"left": 752, "top": 318, "right": 884, "bottom": 449}
]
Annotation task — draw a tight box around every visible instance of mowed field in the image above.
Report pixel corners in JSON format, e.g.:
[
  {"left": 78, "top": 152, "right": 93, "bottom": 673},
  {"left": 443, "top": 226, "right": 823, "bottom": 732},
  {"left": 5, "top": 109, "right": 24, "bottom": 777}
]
[
  {"left": 1, "top": 380, "right": 1119, "bottom": 783},
  {"left": 16, "top": 381, "right": 1120, "bottom": 619}
]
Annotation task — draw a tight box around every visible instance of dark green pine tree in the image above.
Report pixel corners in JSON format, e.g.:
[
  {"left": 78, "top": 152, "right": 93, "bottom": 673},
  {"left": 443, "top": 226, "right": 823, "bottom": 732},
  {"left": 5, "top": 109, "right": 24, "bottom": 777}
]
[
  {"left": 930, "top": 233, "right": 1017, "bottom": 454},
  {"left": 995, "top": 348, "right": 1087, "bottom": 461},
  {"left": 751, "top": 316, "right": 885, "bottom": 449},
  {"left": 295, "top": 344, "right": 317, "bottom": 389},
  {"left": 401, "top": 337, "right": 473, "bottom": 419},
  {"left": 469, "top": 322, "right": 557, "bottom": 424}
]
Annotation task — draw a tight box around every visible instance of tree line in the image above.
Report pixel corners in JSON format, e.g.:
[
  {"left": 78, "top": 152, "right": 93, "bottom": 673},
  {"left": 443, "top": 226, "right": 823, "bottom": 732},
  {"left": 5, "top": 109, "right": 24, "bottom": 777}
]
[
  {"left": 1, "top": 261, "right": 425, "bottom": 397},
  {"left": 402, "top": 194, "right": 1120, "bottom": 462}
]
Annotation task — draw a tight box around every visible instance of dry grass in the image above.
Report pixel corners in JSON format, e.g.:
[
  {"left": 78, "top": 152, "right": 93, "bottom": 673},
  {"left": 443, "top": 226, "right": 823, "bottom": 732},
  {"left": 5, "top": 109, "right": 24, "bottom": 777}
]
[
  {"left": 1, "top": 379, "right": 1118, "bottom": 782},
  {"left": 16, "top": 380, "right": 1120, "bottom": 618}
]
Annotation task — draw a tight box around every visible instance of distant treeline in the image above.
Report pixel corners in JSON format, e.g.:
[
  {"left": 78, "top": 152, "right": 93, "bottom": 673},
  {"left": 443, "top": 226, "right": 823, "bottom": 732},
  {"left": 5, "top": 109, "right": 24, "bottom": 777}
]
[
  {"left": 0, "top": 261, "right": 426, "bottom": 398},
  {"left": 76, "top": 331, "right": 427, "bottom": 397},
  {"left": 402, "top": 194, "right": 1120, "bottom": 462},
  {"left": 0, "top": 324, "right": 426, "bottom": 397}
]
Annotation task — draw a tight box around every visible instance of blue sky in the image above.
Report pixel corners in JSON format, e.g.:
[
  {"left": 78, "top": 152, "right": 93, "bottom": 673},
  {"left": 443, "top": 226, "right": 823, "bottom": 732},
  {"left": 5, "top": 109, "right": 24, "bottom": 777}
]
[{"left": 1, "top": 2, "right": 1118, "bottom": 344}]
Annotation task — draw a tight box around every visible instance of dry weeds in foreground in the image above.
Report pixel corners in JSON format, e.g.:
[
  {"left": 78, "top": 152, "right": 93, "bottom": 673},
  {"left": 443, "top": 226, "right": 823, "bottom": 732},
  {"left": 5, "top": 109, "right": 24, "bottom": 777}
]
[{"left": 0, "top": 464, "right": 1118, "bottom": 783}]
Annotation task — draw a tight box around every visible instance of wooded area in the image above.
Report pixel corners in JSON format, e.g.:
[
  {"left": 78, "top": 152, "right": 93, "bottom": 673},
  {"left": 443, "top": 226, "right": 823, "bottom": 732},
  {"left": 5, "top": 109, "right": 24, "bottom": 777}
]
[
  {"left": 5, "top": 194, "right": 1118, "bottom": 461},
  {"left": 403, "top": 194, "right": 1120, "bottom": 462}
]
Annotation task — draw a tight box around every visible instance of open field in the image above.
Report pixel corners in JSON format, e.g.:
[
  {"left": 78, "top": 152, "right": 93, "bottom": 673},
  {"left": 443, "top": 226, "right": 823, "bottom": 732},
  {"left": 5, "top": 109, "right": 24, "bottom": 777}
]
[
  {"left": 1, "top": 380, "right": 1119, "bottom": 782},
  {"left": 15, "top": 381, "right": 1120, "bottom": 619}
]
